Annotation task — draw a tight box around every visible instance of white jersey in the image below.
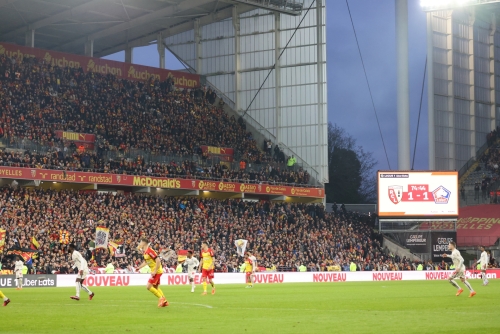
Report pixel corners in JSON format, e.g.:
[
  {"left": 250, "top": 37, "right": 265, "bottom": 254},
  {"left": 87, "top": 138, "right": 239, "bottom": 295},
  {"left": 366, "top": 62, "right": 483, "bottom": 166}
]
[
  {"left": 72, "top": 250, "right": 88, "bottom": 271},
  {"left": 249, "top": 256, "right": 257, "bottom": 272},
  {"left": 478, "top": 251, "right": 489, "bottom": 268},
  {"left": 14, "top": 260, "right": 24, "bottom": 274},
  {"left": 183, "top": 257, "right": 200, "bottom": 272},
  {"left": 449, "top": 249, "right": 465, "bottom": 271}
]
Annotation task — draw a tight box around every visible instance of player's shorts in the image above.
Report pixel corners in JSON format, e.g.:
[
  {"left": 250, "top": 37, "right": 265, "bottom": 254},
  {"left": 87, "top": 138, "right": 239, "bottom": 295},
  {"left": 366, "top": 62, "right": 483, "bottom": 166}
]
[
  {"left": 201, "top": 268, "right": 214, "bottom": 279},
  {"left": 188, "top": 271, "right": 196, "bottom": 279},
  {"left": 449, "top": 269, "right": 465, "bottom": 280},
  {"left": 16, "top": 273, "right": 23, "bottom": 279},
  {"left": 77, "top": 269, "right": 89, "bottom": 280},
  {"left": 148, "top": 273, "right": 162, "bottom": 285},
  {"left": 481, "top": 264, "right": 487, "bottom": 271}
]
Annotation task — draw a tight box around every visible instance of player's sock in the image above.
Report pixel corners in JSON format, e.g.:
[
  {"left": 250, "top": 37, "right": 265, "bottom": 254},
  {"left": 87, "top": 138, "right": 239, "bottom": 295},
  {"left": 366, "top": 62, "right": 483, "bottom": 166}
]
[
  {"left": 0, "top": 291, "right": 7, "bottom": 301},
  {"left": 156, "top": 287, "right": 165, "bottom": 298},
  {"left": 449, "top": 280, "right": 460, "bottom": 289},
  {"left": 191, "top": 281, "right": 195, "bottom": 291},
  {"left": 464, "top": 280, "right": 474, "bottom": 292},
  {"left": 81, "top": 284, "right": 92, "bottom": 295},
  {"left": 148, "top": 287, "right": 162, "bottom": 298},
  {"left": 18, "top": 278, "right": 22, "bottom": 289},
  {"left": 75, "top": 282, "right": 81, "bottom": 297},
  {"left": 210, "top": 281, "right": 215, "bottom": 288},
  {"left": 203, "top": 281, "right": 207, "bottom": 292}
]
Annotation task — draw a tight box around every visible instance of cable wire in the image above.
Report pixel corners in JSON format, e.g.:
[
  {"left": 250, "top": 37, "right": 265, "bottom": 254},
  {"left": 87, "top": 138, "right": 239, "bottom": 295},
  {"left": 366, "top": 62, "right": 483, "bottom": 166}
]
[
  {"left": 411, "top": 57, "right": 427, "bottom": 170},
  {"left": 241, "top": 0, "right": 316, "bottom": 117},
  {"left": 345, "top": 0, "right": 391, "bottom": 169}
]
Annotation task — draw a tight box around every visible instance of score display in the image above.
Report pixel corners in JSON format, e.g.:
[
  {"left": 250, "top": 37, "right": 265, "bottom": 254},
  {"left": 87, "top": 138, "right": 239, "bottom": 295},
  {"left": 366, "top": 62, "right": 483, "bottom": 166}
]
[{"left": 378, "top": 171, "right": 459, "bottom": 217}]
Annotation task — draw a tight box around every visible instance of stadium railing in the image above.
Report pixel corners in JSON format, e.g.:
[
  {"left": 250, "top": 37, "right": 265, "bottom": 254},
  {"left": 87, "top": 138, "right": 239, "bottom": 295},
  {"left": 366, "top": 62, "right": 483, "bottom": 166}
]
[{"left": 0, "top": 137, "right": 318, "bottom": 187}]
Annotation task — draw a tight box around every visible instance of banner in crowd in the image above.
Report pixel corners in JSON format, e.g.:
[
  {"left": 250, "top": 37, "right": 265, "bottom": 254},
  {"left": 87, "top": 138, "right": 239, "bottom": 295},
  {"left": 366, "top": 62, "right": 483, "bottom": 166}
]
[
  {"left": 59, "top": 230, "right": 69, "bottom": 244},
  {"left": 177, "top": 250, "right": 188, "bottom": 263},
  {"left": 0, "top": 228, "right": 5, "bottom": 253},
  {"left": 394, "top": 232, "right": 430, "bottom": 253},
  {"left": 0, "top": 166, "right": 324, "bottom": 198},
  {"left": 95, "top": 226, "right": 110, "bottom": 249},
  {"left": 54, "top": 130, "right": 96, "bottom": 149},
  {"left": 55, "top": 269, "right": 500, "bottom": 288},
  {"left": 108, "top": 241, "right": 125, "bottom": 258},
  {"left": 235, "top": 239, "right": 248, "bottom": 257},
  {"left": 30, "top": 237, "right": 40, "bottom": 259},
  {"left": 431, "top": 232, "right": 457, "bottom": 262},
  {"left": 0, "top": 275, "right": 57, "bottom": 289},
  {"left": 0, "top": 42, "right": 200, "bottom": 89},
  {"left": 5, "top": 247, "right": 41, "bottom": 262},
  {"left": 200, "top": 146, "right": 234, "bottom": 162},
  {"left": 54, "top": 131, "right": 96, "bottom": 143}
]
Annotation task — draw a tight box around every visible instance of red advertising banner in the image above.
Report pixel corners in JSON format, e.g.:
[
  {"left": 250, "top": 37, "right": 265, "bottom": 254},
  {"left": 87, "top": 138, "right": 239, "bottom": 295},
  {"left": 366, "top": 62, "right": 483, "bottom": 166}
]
[
  {"left": 0, "top": 42, "right": 200, "bottom": 89},
  {"left": 419, "top": 205, "right": 500, "bottom": 246},
  {"left": 54, "top": 131, "right": 95, "bottom": 143},
  {"left": 0, "top": 167, "right": 324, "bottom": 198},
  {"left": 200, "top": 145, "right": 234, "bottom": 162}
]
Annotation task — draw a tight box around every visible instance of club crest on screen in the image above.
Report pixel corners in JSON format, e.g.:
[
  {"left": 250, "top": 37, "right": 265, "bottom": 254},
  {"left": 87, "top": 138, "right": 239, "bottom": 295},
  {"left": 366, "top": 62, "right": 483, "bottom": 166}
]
[
  {"left": 388, "top": 185, "right": 403, "bottom": 204},
  {"left": 432, "top": 186, "right": 451, "bottom": 204}
]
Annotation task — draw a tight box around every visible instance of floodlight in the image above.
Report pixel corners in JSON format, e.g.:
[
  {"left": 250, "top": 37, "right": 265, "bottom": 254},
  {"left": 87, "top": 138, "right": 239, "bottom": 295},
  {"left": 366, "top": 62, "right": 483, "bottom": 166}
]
[{"left": 421, "top": 0, "right": 500, "bottom": 11}]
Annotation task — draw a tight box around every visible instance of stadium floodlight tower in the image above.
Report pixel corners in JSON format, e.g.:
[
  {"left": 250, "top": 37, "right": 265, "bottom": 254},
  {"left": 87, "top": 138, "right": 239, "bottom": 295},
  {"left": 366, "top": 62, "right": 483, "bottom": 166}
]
[
  {"left": 420, "top": 0, "right": 500, "bottom": 171},
  {"left": 420, "top": 0, "right": 500, "bottom": 11}
]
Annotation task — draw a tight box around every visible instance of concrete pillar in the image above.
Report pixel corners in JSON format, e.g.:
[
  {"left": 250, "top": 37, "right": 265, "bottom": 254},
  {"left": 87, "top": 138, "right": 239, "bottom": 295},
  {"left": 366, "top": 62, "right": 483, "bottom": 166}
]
[
  {"left": 426, "top": 12, "right": 435, "bottom": 170},
  {"left": 157, "top": 33, "right": 165, "bottom": 69},
  {"left": 232, "top": 6, "right": 241, "bottom": 112},
  {"left": 84, "top": 39, "right": 94, "bottom": 57},
  {"left": 25, "top": 29, "right": 35, "bottom": 47},
  {"left": 275, "top": 12, "right": 282, "bottom": 144},
  {"left": 316, "top": 0, "right": 326, "bottom": 183},
  {"left": 194, "top": 19, "right": 202, "bottom": 74},
  {"left": 396, "top": 0, "right": 410, "bottom": 170},
  {"left": 125, "top": 46, "right": 133, "bottom": 63}
]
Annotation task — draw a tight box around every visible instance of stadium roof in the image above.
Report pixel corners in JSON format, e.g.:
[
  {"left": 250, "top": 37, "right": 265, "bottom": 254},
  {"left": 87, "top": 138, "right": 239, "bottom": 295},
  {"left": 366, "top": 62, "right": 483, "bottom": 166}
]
[{"left": 0, "top": 0, "right": 276, "bottom": 58}]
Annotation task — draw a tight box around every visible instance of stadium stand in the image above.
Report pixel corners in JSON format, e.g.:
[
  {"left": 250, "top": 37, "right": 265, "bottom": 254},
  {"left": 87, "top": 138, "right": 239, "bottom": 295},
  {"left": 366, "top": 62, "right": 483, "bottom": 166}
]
[
  {"left": 0, "top": 52, "right": 309, "bottom": 186},
  {"left": 459, "top": 126, "right": 500, "bottom": 206},
  {"left": 0, "top": 187, "right": 431, "bottom": 274}
]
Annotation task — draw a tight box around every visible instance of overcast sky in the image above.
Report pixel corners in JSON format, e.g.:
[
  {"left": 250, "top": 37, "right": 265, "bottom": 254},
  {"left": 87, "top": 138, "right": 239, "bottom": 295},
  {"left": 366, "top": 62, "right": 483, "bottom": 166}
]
[{"left": 104, "top": 0, "right": 429, "bottom": 171}]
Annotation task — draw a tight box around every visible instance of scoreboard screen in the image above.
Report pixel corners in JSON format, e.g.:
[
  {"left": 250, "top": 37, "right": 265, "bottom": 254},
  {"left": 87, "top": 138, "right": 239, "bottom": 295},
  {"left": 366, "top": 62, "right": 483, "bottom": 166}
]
[{"left": 377, "top": 171, "right": 459, "bottom": 218}]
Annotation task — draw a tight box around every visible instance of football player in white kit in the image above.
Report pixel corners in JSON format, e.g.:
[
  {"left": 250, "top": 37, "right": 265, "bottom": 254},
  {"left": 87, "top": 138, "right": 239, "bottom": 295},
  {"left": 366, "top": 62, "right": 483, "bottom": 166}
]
[
  {"left": 68, "top": 244, "right": 95, "bottom": 301},
  {"left": 443, "top": 241, "right": 476, "bottom": 298},
  {"left": 14, "top": 256, "right": 24, "bottom": 290},
  {"left": 247, "top": 251, "right": 258, "bottom": 283},
  {"left": 475, "top": 246, "right": 489, "bottom": 286},
  {"left": 183, "top": 250, "right": 199, "bottom": 293}
]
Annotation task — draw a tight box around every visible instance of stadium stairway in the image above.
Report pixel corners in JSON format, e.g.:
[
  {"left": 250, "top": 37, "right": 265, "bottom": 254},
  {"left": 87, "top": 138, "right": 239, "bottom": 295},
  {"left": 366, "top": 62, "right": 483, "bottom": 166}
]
[
  {"left": 383, "top": 236, "right": 422, "bottom": 262},
  {"left": 209, "top": 85, "right": 322, "bottom": 186}
]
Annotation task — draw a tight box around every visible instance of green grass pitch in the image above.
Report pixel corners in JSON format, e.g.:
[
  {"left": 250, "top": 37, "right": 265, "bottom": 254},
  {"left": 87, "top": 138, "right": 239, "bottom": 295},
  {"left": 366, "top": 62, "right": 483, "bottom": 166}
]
[{"left": 1, "top": 280, "right": 498, "bottom": 333}]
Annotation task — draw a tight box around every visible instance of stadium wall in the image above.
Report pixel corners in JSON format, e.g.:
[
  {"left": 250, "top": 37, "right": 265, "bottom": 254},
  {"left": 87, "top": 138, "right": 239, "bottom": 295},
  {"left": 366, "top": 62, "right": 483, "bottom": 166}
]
[
  {"left": 2, "top": 271, "right": 497, "bottom": 288},
  {"left": 164, "top": 0, "right": 328, "bottom": 185}
]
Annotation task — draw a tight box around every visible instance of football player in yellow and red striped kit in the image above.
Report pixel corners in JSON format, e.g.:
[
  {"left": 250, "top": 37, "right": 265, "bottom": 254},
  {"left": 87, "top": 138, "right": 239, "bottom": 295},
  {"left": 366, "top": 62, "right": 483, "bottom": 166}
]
[{"left": 136, "top": 237, "right": 168, "bottom": 307}]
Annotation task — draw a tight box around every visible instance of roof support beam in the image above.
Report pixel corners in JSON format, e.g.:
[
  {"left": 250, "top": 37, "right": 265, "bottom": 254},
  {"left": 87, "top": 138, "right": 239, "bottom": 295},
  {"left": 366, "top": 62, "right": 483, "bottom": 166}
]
[
  {"left": 0, "top": 0, "right": 18, "bottom": 9},
  {"left": 88, "top": 0, "right": 214, "bottom": 40},
  {"left": 54, "top": 0, "right": 215, "bottom": 54},
  {"left": 0, "top": 0, "right": 102, "bottom": 39},
  {"left": 94, "top": 4, "right": 254, "bottom": 58}
]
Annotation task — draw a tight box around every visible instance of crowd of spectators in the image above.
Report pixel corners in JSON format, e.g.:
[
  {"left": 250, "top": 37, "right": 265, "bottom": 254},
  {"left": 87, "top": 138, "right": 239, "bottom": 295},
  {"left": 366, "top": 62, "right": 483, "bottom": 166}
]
[
  {"left": 0, "top": 187, "right": 376, "bottom": 272},
  {"left": 0, "top": 148, "right": 310, "bottom": 185},
  {"left": 2, "top": 187, "right": 489, "bottom": 275},
  {"left": 0, "top": 53, "right": 306, "bottom": 185}
]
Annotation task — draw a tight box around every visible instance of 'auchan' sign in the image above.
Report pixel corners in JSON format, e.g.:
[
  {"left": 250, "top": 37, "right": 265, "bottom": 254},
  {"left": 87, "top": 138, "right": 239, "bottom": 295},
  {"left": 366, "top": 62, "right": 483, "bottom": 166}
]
[{"left": 0, "top": 42, "right": 200, "bottom": 89}]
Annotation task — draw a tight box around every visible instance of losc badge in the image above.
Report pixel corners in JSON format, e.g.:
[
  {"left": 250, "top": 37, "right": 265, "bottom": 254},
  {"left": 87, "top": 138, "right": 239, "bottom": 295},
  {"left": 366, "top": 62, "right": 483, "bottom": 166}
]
[{"left": 432, "top": 186, "right": 451, "bottom": 204}]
